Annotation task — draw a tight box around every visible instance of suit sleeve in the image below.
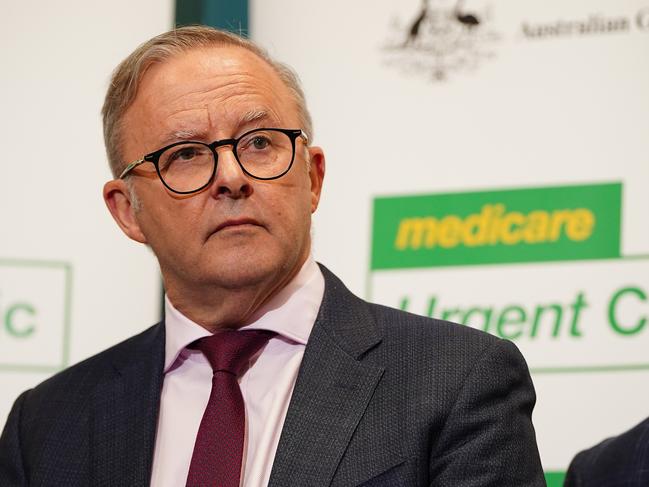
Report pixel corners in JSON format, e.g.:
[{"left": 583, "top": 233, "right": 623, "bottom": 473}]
[
  {"left": 428, "top": 338, "right": 545, "bottom": 487},
  {"left": 0, "top": 391, "right": 29, "bottom": 487}
]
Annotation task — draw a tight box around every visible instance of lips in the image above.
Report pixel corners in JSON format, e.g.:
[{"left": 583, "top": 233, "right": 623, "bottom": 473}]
[{"left": 213, "top": 218, "right": 262, "bottom": 233}]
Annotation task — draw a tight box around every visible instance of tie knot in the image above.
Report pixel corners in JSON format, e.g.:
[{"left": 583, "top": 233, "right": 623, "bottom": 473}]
[{"left": 192, "top": 329, "right": 276, "bottom": 376}]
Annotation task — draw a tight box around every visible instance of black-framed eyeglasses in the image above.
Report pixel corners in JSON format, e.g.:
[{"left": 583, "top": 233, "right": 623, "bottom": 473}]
[{"left": 119, "top": 127, "right": 308, "bottom": 195}]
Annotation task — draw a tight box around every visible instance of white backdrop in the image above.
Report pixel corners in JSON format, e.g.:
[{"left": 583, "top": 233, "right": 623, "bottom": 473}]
[
  {"left": 250, "top": 0, "right": 649, "bottom": 476},
  {"left": 0, "top": 0, "right": 173, "bottom": 424}
]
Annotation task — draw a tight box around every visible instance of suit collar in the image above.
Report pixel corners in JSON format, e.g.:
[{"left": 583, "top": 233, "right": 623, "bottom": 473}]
[
  {"left": 313, "top": 263, "right": 382, "bottom": 358},
  {"left": 268, "top": 265, "right": 385, "bottom": 486},
  {"left": 108, "top": 321, "right": 166, "bottom": 376}
]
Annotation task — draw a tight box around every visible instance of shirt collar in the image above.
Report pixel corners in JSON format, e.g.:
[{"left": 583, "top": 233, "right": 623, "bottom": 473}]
[{"left": 163, "top": 256, "right": 324, "bottom": 372}]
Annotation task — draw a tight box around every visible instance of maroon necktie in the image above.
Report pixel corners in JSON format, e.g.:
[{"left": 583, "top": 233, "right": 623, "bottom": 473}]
[{"left": 185, "top": 329, "right": 276, "bottom": 487}]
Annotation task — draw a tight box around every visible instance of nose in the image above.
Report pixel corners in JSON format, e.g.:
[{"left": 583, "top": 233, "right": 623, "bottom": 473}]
[{"left": 210, "top": 145, "right": 253, "bottom": 198}]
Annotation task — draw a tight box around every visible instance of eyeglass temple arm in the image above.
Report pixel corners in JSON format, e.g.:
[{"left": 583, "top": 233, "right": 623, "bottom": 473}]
[
  {"left": 119, "top": 159, "right": 146, "bottom": 179},
  {"left": 119, "top": 130, "right": 306, "bottom": 180}
]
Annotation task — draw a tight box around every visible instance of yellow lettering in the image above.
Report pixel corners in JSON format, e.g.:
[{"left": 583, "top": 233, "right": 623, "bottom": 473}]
[
  {"left": 463, "top": 205, "right": 490, "bottom": 247},
  {"left": 500, "top": 212, "right": 525, "bottom": 245},
  {"left": 395, "top": 217, "right": 438, "bottom": 250},
  {"left": 566, "top": 208, "right": 595, "bottom": 241},
  {"left": 549, "top": 210, "right": 571, "bottom": 241},
  {"left": 523, "top": 211, "right": 550, "bottom": 243},
  {"left": 488, "top": 204, "right": 506, "bottom": 245},
  {"left": 393, "top": 204, "right": 595, "bottom": 250},
  {"left": 438, "top": 216, "right": 462, "bottom": 248}
]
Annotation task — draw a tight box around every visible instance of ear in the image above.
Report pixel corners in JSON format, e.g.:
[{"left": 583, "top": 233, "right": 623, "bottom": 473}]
[
  {"left": 307, "top": 146, "right": 325, "bottom": 213},
  {"left": 103, "top": 179, "right": 148, "bottom": 244}
]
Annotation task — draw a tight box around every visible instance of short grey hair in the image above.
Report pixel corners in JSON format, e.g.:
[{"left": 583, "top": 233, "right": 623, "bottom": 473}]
[{"left": 102, "top": 26, "right": 313, "bottom": 177}]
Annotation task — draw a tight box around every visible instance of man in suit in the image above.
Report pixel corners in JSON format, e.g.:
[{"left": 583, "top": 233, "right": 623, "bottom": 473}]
[
  {"left": 0, "top": 26, "right": 545, "bottom": 486},
  {"left": 565, "top": 417, "right": 649, "bottom": 486}
]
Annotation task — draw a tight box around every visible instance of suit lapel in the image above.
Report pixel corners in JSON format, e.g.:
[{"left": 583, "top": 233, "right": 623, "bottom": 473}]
[
  {"left": 268, "top": 266, "right": 385, "bottom": 487},
  {"left": 90, "top": 323, "right": 165, "bottom": 486}
]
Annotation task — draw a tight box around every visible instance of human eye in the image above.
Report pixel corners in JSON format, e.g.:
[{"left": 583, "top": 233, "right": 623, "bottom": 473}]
[
  {"left": 240, "top": 131, "right": 273, "bottom": 152},
  {"left": 160, "top": 144, "right": 209, "bottom": 169},
  {"left": 171, "top": 145, "right": 201, "bottom": 161}
]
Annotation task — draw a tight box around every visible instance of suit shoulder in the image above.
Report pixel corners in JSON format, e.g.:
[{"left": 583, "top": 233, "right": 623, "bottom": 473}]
[
  {"left": 316, "top": 265, "right": 516, "bottom": 366},
  {"left": 360, "top": 300, "right": 532, "bottom": 387},
  {"left": 23, "top": 323, "right": 163, "bottom": 403},
  {"left": 567, "top": 416, "right": 649, "bottom": 485},
  {"left": 367, "top": 301, "right": 501, "bottom": 351}
]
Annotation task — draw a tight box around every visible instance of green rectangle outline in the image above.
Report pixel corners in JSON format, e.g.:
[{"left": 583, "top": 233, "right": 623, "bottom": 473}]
[
  {"left": 366, "top": 254, "right": 649, "bottom": 375},
  {"left": 0, "top": 258, "right": 73, "bottom": 373}
]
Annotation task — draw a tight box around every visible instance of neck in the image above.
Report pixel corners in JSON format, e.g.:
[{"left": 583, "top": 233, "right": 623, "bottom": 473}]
[{"left": 163, "top": 255, "right": 309, "bottom": 332}]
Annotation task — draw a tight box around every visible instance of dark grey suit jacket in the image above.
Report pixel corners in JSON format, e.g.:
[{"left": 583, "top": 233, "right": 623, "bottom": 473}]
[
  {"left": 565, "top": 417, "right": 649, "bottom": 487},
  {"left": 0, "top": 266, "right": 544, "bottom": 486}
]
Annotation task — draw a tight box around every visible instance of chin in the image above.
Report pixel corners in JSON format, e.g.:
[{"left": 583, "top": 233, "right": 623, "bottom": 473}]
[{"left": 204, "top": 251, "right": 288, "bottom": 289}]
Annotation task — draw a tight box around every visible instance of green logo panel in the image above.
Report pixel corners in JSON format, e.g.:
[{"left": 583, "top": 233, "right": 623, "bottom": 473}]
[{"left": 371, "top": 183, "right": 621, "bottom": 270}]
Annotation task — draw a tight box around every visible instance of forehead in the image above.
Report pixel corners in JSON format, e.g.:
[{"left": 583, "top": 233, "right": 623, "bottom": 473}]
[{"left": 123, "top": 45, "right": 297, "bottom": 149}]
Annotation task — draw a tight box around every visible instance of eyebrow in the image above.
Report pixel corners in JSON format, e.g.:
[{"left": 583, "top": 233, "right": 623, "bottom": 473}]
[
  {"left": 158, "top": 128, "right": 208, "bottom": 147},
  {"left": 156, "top": 109, "right": 277, "bottom": 147},
  {"left": 236, "top": 109, "right": 274, "bottom": 128}
]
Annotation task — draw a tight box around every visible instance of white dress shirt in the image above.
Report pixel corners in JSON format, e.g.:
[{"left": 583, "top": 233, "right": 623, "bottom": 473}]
[{"left": 150, "top": 257, "right": 325, "bottom": 487}]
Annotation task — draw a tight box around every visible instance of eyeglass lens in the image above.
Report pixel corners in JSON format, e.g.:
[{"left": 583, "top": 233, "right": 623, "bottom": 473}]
[{"left": 158, "top": 129, "right": 294, "bottom": 193}]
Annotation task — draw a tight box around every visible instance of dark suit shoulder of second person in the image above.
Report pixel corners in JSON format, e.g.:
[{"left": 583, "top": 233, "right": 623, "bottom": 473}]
[{"left": 565, "top": 416, "right": 649, "bottom": 487}]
